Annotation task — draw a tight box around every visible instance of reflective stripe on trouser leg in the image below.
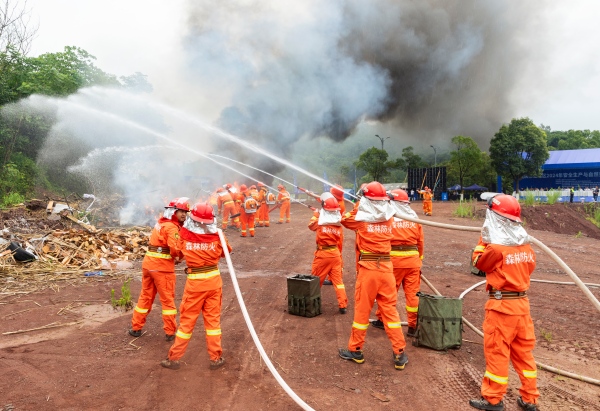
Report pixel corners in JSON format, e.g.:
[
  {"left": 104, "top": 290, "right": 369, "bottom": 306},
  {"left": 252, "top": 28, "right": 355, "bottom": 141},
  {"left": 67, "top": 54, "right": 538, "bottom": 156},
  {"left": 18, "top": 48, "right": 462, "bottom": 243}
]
[{"left": 131, "top": 268, "right": 158, "bottom": 331}]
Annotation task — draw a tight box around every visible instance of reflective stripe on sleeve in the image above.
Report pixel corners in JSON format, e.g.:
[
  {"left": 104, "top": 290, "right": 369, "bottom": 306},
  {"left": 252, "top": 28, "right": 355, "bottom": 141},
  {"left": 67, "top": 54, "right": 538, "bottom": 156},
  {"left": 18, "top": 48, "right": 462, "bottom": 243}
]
[
  {"left": 145, "top": 251, "right": 173, "bottom": 259},
  {"left": 176, "top": 330, "right": 192, "bottom": 339},
  {"left": 206, "top": 329, "right": 222, "bottom": 336},
  {"left": 522, "top": 369, "right": 537, "bottom": 379},
  {"left": 187, "top": 270, "right": 220, "bottom": 280},
  {"left": 134, "top": 306, "right": 149, "bottom": 314},
  {"left": 406, "top": 305, "right": 418, "bottom": 313},
  {"left": 162, "top": 309, "right": 177, "bottom": 315},
  {"left": 484, "top": 371, "right": 508, "bottom": 384},
  {"left": 352, "top": 322, "right": 369, "bottom": 330},
  {"left": 387, "top": 322, "right": 402, "bottom": 329}
]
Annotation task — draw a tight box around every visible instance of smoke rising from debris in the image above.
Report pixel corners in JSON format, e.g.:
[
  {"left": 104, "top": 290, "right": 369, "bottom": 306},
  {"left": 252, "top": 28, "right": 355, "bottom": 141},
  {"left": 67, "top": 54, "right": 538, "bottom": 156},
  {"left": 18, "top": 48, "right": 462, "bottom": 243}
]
[{"left": 184, "top": 0, "right": 545, "bottom": 149}]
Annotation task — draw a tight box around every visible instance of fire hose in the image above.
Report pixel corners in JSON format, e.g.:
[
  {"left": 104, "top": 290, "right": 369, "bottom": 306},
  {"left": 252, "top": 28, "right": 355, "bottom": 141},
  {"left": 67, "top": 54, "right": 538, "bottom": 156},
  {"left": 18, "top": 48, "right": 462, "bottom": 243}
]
[
  {"left": 395, "top": 211, "right": 600, "bottom": 387},
  {"left": 217, "top": 229, "right": 316, "bottom": 411}
]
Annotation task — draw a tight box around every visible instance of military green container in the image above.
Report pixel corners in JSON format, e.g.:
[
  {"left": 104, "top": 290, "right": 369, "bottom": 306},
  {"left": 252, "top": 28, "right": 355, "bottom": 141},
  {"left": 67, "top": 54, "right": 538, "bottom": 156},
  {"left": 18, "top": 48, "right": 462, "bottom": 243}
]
[
  {"left": 287, "top": 274, "right": 321, "bottom": 318},
  {"left": 413, "top": 292, "right": 462, "bottom": 351}
]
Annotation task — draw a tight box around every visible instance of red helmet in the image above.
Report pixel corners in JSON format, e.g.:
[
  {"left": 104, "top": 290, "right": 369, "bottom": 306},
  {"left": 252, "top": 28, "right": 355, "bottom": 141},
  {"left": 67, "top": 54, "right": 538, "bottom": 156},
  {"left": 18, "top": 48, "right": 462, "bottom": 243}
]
[
  {"left": 224, "top": 183, "right": 232, "bottom": 189},
  {"left": 257, "top": 182, "right": 265, "bottom": 187},
  {"left": 488, "top": 194, "right": 521, "bottom": 222},
  {"left": 166, "top": 197, "right": 191, "bottom": 211},
  {"left": 250, "top": 185, "right": 256, "bottom": 189},
  {"left": 190, "top": 203, "right": 215, "bottom": 223},
  {"left": 277, "top": 184, "right": 284, "bottom": 190},
  {"left": 322, "top": 197, "right": 340, "bottom": 211},
  {"left": 362, "top": 181, "right": 388, "bottom": 200},
  {"left": 390, "top": 189, "right": 409, "bottom": 203},
  {"left": 330, "top": 184, "right": 344, "bottom": 200},
  {"left": 240, "top": 184, "right": 248, "bottom": 192}
]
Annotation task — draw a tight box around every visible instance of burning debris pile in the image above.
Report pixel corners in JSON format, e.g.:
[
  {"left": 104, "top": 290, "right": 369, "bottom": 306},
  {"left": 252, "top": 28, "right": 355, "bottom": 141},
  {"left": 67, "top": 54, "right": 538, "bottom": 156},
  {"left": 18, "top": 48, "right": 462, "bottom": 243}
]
[{"left": 0, "top": 196, "right": 152, "bottom": 292}]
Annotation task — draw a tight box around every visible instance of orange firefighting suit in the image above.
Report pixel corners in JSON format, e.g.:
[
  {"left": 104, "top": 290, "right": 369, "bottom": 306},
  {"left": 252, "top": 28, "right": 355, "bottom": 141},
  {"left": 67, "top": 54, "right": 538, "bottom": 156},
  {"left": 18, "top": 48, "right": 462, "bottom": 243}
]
[
  {"left": 167, "top": 228, "right": 232, "bottom": 362},
  {"left": 375, "top": 217, "right": 424, "bottom": 328},
  {"left": 277, "top": 188, "right": 291, "bottom": 223},
  {"left": 472, "top": 237, "right": 539, "bottom": 406},
  {"left": 257, "top": 186, "right": 269, "bottom": 227},
  {"left": 239, "top": 192, "right": 257, "bottom": 237},
  {"left": 308, "top": 212, "right": 347, "bottom": 309},
  {"left": 226, "top": 188, "right": 240, "bottom": 228},
  {"left": 418, "top": 190, "right": 433, "bottom": 215},
  {"left": 217, "top": 191, "right": 236, "bottom": 230},
  {"left": 341, "top": 213, "right": 406, "bottom": 354},
  {"left": 131, "top": 217, "right": 183, "bottom": 336}
]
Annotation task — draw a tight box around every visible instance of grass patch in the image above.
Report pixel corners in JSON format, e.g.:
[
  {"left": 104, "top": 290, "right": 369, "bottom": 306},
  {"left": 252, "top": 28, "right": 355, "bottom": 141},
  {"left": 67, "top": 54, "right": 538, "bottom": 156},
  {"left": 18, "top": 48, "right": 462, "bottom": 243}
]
[
  {"left": 523, "top": 191, "right": 536, "bottom": 206},
  {"left": 111, "top": 279, "right": 133, "bottom": 310},
  {"left": 575, "top": 231, "right": 583, "bottom": 238},
  {"left": 452, "top": 199, "right": 476, "bottom": 218},
  {"left": 1, "top": 192, "right": 25, "bottom": 208},
  {"left": 584, "top": 203, "right": 600, "bottom": 228},
  {"left": 546, "top": 190, "right": 561, "bottom": 205},
  {"left": 540, "top": 328, "right": 553, "bottom": 343}
]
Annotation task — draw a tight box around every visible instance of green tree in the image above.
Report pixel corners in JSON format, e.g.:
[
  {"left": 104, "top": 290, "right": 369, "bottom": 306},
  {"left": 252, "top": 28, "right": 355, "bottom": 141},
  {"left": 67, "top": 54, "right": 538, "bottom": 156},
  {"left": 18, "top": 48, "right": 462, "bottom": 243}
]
[
  {"left": 400, "top": 146, "right": 427, "bottom": 170},
  {"left": 447, "top": 135, "right": 485, "bottom": 195},
  {"left": 489, "top": 118, "right": 549, "bottom": 192},
  {"left": 356, "top": 147, "right": 398, "bottom": 183}
]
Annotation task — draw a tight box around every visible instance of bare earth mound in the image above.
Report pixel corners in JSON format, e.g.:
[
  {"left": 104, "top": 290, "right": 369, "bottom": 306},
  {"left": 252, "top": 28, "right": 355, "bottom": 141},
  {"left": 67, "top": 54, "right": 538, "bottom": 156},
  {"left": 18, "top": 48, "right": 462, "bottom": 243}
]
[{"left": 1, "top": 201, "right": 599, "bottom": 411}]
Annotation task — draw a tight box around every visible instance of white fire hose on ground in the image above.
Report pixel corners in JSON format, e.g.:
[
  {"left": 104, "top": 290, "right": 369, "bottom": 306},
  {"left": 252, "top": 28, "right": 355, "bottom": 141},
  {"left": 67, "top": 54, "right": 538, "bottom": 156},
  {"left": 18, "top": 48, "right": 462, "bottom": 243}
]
[
  {"left": 217, "top": 229, "right": 315, "bottom": 411},
  {"left": 397, "top": 213, "right": 600, "bottom": 387}
]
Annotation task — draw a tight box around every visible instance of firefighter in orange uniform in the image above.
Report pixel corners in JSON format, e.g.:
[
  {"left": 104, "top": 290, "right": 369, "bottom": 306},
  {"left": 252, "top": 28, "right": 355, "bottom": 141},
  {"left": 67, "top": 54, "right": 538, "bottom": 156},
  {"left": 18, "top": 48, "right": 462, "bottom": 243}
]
[
  {"left": 370, "top": 189, "right": 423, "bottom": 337},
  {"left": 308, "top": 196, "right": 348, "bottom": 313},
  {"left": 224, "top": 183, "right": 240, "bottom": 228},
  {"left": 330, "top": 184, "right": 347, "bottom": 215},
  {"left": 239, "top": 184, "right": 258, "bottom": 238},
  {"left": 338, "top": 181, "right": 408, "bottom": 370},
  {"left": 256, "top": 182, "right": 269, "bottom": 227},
  {"left": 216, "top": 187, "right": 236, "bottom": 230},
  {"left": 417, "top": 186, "right": 433, "bottom": 216},
  {"left": 277, "top": 184, "right": 291, "bottom": 223},
  {"left": 129, "top": 197, "right": 189, "bottom": 340},
  {"left": 161, "top": 203, "right": 230, "bottom": 370},
  {"left": 469, "top": 194, "right": 539, "bottom": 411}
]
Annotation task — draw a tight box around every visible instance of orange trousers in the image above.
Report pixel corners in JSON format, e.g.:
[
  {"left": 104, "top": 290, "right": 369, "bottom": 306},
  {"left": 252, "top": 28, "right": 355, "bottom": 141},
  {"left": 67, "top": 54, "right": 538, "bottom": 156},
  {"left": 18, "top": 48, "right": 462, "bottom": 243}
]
[
  {"left": 279, "top": 202, "right": 290, "bottom": 223},
  {"left": 311, "top": 254, "right": 347, "bottom": 309},
  {"left": 481, "top": 310, "right": 539, "bottom": 405},
  {"left": 131, "top": 268, "right": 177, "bottom": 335},
  {"left": 348, "top": 260, "right": 406, "bottom": 353},
  {"left": 168, "top": 285, "right": 223, "bottom": 362},
  {"left": 422, "top": 201, "right": 432, "bottom": 215},
  {"left": 220, "top": 202, "right": 237, "bottom": 229},
  {"left": 240, "top": 212, "right": 255, "bottom": 237},
  {"left": 376, "top": 265, "right": 420, "bottom": 328},
  {"left": 258, "top": 203, "right": 270, "bottom": 227}
]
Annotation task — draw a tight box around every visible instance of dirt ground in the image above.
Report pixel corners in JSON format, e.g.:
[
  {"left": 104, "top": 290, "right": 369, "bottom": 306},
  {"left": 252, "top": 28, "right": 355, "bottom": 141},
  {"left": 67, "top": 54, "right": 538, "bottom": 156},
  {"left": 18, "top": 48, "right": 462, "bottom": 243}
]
[{"left": 1, "top": 200, "right": 599, "bottom": 411}]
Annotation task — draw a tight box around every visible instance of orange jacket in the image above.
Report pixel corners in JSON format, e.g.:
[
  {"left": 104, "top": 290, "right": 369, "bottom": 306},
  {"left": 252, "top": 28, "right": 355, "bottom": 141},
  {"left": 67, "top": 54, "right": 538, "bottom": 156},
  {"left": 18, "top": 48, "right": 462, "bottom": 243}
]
[
  {"left": 142, "top": 217, "right": 183, "bottom": 272},
  {"left": 308, "top": 214, "right": 343, "bottom": 256},
  {"left": 419, "top": 191, "right": 433, "bottom": 202},
  {"left": 258, "top": 187, "right": 267, "bottom": 204},
  {"left": 177, "top": 229, "right": 232, "bottom": 292},
  {"left": 390, "top": 218, "right": 424, "bottom": 268},
  {"left": 249, "top": 188, "right": 260, "bottom": 201},
  {"left": 473, "top": 237, "right": 536, "bottom": 315},
  {"left": 217, "top": 192, "right": 234, "bottom": 210},
  {"left": 341, "top": 212, "right": 392, "bottom": 254},
  {"left": 277, "top": 189, "right": 290, "bottom": 203}
]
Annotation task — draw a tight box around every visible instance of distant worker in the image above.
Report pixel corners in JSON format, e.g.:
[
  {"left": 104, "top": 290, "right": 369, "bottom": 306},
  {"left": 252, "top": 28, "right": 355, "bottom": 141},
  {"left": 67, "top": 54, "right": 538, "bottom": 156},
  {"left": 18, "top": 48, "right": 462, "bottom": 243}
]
[
  {"left": 277, "top": 184, "right": 291, "bottom": 224},
  {"left": 594, "top": 186, "right": 599, "bottom": 202},
  {"left": 216, "top": 187, "right": 236, "bottom": 231},
  {"left": 469, "top": 194, "right": 539, "bottom": 411},
  {"left": 129, "top": 197, "right": 189, "bottom": 341},
  {"left": 569, "top": 187, "right": 575, "bottom": 203},
  {"left": 224, "top": 183, "right": 240, "bottom": 229},
  {"left": 308, "top": 196, "right": 348, "bottom": 314},
  {"left": 161, "top": 203, "right": 231, "bottom": 370},
  {"left": 370, "top": 189, "right": 424, "bottom": 338},
  {"left": 239, "top": 184, "right": 258, "bottom": 238},
  {"left": 338, "top": 181, "right": 408, "bottom": 370},
  {"left": 256, "top": 182, "right": 269, "bottom": 227},
  {"left": 265, "top": 189, "right": 277, "bottom": 225},
  {"left": 418, "top": 186, "right": 433, "bottom": 216}
]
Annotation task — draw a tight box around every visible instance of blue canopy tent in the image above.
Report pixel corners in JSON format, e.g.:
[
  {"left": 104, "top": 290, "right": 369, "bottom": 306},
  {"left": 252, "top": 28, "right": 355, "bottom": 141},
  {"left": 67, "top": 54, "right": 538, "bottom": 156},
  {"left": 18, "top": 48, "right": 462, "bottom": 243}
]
[
  {"left": 448, "top": 184, "right": 462, "bottom": 191},
  {"left": 463, "top": 184, "right": 488, "bottom": 191}
]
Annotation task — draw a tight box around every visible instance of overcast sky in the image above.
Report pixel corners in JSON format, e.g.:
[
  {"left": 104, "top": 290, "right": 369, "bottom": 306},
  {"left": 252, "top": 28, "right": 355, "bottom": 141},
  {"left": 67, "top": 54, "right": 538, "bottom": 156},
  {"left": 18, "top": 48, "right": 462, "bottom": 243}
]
[{"left": 26, "top": 0, "right": 600, "bottom": 134}]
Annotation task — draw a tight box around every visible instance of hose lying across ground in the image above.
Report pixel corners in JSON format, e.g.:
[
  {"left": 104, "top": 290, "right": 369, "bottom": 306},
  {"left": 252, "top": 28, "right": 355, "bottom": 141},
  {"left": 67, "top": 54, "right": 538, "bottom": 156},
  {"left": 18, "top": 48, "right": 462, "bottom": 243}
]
[{"left": 215, "top": 212, "right": 600, "bottom": 410}]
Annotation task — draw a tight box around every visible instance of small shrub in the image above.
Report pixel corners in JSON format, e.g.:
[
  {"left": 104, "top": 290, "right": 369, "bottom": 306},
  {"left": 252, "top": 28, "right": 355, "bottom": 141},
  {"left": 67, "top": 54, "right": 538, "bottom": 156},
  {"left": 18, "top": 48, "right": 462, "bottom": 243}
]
[
  {"left": 111, "top": 279, "right": 133, "bottom": 310},
  {"left": 546, "top": 190, "right": 561, "bottom": 205},
  {"left": 523, "top": 191, "right": 536, "bottom": 206},
  {"left": 575, "top": 231, "right": 583, "bottom": 238},
  {"left": 1, "top": 192, "right": 25, "bottom": 208},
  {"left": 540, "top": 328, "right": 553, "bottom": 343},
  {"left": 452, "top": 199, "right": 476, "bottom": 218}
]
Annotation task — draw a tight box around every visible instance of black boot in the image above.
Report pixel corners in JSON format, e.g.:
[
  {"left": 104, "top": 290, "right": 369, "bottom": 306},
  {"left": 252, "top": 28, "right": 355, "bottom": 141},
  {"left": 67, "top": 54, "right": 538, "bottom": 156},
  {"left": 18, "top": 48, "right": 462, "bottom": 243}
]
[{"left": 469, "top": 398, "right": 504, "bottom": 411}]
